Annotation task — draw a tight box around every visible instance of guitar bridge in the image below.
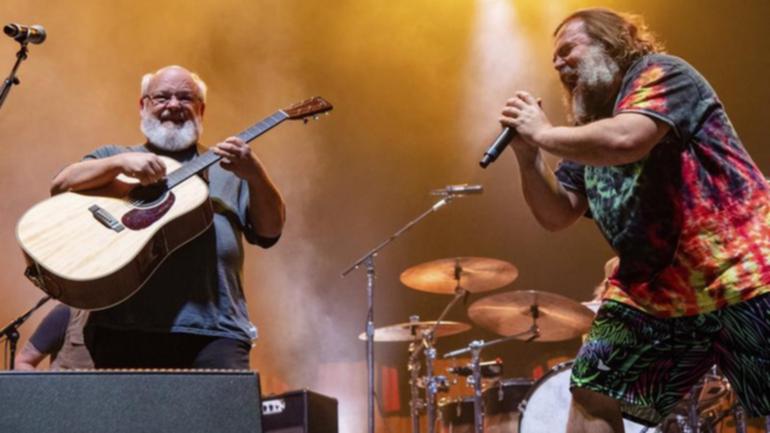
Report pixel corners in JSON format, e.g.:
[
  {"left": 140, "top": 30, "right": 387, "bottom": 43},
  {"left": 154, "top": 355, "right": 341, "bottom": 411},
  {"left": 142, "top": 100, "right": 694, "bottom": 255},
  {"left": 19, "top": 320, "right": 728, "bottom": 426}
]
[{"left": 89, "top": 204, "right": 125, "bottom": 232}]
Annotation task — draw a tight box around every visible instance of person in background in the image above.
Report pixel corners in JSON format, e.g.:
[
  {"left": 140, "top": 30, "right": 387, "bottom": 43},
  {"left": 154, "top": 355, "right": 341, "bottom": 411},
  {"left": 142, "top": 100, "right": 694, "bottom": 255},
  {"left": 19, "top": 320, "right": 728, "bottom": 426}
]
[{"left": 14, "top": 302, "right": 93, "bottom": 370}]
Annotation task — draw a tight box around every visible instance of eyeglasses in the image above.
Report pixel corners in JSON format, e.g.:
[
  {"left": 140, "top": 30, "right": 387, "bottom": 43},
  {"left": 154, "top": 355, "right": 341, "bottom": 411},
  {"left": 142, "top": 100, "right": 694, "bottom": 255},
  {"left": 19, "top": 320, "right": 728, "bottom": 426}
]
[{"left": 144, "top": 92, "right": 201, "bottom": 106}]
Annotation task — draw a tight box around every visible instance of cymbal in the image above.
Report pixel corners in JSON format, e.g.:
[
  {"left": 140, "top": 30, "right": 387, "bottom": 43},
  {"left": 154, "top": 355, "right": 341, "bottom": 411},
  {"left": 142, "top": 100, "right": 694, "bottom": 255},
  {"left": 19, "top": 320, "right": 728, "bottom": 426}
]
[
  {"left": 400, "top": 257, "right": 518, "bottom": 294},
  {"left": 358, "top": 320, "right": 472, "bottom": 342},
  {"left": 468, "top": 290, "right": 593, "bottom": 342}
]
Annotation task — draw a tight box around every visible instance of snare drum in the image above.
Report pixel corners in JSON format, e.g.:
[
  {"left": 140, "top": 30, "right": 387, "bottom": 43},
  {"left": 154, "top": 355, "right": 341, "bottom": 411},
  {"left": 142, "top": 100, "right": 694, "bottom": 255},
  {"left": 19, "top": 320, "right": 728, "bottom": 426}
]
[{"left": 518, "top": 361, "right": 648, "bottom": 433}]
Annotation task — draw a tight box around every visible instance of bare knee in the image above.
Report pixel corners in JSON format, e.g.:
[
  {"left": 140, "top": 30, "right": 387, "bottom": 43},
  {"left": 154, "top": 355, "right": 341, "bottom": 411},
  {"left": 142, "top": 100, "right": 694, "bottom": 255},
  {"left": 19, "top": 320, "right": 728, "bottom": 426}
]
[{"left": 568, "top": 388, "right": 624, "bottom": 433}]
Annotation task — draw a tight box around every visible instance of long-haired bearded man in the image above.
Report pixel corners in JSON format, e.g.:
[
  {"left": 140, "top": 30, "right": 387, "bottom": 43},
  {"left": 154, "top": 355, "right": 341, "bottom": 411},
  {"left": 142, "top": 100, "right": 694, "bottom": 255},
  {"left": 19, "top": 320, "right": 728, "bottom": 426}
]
[{"left": 502, "top": 8, "right": 770, "bottom": 433}]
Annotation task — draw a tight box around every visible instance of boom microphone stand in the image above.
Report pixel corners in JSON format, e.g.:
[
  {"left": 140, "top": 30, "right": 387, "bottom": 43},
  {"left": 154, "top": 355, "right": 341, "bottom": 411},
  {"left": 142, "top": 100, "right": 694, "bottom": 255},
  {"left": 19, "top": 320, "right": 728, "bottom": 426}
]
[
  {"left": 341, "top": 184, "right": 482, "bottom": 433},
  {"left": 0, "top": 40, "right": 29, "bottom": 112},
  {"left": 0, "top": 295, "right": 51, "bottom": 369},
  {"left": 0, "top": 23, "right": 46, "bottom": 112}
]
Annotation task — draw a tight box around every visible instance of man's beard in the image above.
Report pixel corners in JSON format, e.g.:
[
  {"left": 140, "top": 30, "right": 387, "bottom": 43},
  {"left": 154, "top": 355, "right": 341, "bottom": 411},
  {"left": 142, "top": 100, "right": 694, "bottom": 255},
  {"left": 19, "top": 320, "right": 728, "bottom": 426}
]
[
  {"left": 561, "top": 45, "right": 621, "bottom": 125},
  {"left": 140, "top": 108, "right": 202, "bottom": 151}
]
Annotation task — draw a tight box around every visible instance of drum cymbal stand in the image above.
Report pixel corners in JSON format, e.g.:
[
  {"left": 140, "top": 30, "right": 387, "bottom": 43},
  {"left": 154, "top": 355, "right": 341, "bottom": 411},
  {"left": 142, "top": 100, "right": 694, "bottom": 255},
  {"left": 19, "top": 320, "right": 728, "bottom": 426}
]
[
  {"left": 408, "top": 319, "right": 425, "bottom": 433},
  {"left": 421, "top": 270, "right": 467, "bottom": 433},
  {"left": 674, "top": 365, "right": 746, "bottom": 433},
  {"left": 443, "top": 312, "right": 541, "bottom": 433}
]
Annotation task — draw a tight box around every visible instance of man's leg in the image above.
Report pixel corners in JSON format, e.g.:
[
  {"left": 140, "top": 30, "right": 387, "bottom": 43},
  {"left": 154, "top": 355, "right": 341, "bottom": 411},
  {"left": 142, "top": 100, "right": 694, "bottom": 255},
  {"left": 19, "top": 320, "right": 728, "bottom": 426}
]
[{"left": 567, "top": 388, "right": 624, "bottom": 433}]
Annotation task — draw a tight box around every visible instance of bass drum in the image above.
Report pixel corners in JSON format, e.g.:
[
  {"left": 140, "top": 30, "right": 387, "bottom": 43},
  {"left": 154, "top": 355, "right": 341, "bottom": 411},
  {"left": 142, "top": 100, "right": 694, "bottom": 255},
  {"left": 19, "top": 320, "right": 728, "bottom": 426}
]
[{"left": 518, "top": 361, "right": 649, "bottom": 433}]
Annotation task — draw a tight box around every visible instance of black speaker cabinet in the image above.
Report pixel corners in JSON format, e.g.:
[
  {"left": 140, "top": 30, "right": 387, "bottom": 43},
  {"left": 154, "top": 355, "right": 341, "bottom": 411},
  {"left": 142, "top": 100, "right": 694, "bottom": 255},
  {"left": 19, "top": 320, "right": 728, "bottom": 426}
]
[
  {"left": 261, "top": 389, "right": 337, "bottom": 433},
  {"left": 0, "top": 370, "right": 262, "bottom": 433}
]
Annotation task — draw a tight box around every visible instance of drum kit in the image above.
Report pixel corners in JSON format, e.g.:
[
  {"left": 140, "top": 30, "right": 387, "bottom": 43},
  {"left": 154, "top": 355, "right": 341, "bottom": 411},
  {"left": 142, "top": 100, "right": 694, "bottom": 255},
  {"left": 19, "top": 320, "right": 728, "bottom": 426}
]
[{"left": 366, "top": 256, "right": 752, "bottom": 433}]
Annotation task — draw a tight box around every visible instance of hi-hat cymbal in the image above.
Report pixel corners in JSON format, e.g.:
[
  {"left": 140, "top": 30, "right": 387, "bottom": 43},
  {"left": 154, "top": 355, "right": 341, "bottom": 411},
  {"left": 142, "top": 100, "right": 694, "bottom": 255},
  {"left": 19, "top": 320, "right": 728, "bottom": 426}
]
[
  {"left": 400, "top": 257, "right": 518, "bottom": 294},
  {"left": 468, "top": 290, "right": 593, "bottom": 342},
  {"left": 358, "top": 320, "right": 472, "bottom": 342}
]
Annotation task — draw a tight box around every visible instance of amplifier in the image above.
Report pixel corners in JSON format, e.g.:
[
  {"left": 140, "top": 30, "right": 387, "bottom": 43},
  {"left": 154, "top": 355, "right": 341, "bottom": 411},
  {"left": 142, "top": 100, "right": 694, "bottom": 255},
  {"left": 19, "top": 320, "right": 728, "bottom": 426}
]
[
  {"left": 261, "top": 389, "right": 338, "bottom": 433},
  {"left": 0, "top": 370, "right": 262, "bottom": 433}
]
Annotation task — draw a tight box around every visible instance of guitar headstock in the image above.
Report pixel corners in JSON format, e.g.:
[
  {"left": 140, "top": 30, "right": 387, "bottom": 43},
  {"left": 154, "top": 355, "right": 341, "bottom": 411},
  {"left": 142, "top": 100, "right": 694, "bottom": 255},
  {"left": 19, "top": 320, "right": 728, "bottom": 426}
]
[{"left": 282, "top": 96, "right": 334, "bottom": 121}]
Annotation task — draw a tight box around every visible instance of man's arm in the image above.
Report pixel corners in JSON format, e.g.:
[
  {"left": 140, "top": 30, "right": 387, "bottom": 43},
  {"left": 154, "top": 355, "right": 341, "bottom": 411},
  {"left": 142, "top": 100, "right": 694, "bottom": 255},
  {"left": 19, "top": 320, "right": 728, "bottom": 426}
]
[
  {"left": 213, "top": 137, "right": 286, "bottom": 238},
  {"left": 14, "top": 342, "right": 47, "bottom": 371},
  {"left": 499, "top": 90, "right": 668, "bottom": 231},
  {"left": 14, "top": 304, "right": 70, "bottom": 370},
  {"left": 511, "top": 142, "right": 588, "bottom": 231},
  {"left": 50, "top": 153, "right": 167, "bottom": 195},
  {"left": 502, "top": 92, "right": 670, "bottom": 166}
]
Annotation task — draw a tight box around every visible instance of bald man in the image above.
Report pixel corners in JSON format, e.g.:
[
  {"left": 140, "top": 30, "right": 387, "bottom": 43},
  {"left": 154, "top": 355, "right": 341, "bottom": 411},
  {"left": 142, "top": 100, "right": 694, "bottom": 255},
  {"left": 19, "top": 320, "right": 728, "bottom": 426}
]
[{"left": 51, "top": 66, "right": 285, "bottom": 369}]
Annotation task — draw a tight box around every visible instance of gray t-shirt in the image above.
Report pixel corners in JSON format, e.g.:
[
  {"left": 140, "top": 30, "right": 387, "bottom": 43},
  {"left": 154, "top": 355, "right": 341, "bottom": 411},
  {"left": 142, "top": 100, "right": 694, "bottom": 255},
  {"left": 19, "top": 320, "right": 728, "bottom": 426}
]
[{"left": 84, "top": 143, "right": 278, "bottom": 342}]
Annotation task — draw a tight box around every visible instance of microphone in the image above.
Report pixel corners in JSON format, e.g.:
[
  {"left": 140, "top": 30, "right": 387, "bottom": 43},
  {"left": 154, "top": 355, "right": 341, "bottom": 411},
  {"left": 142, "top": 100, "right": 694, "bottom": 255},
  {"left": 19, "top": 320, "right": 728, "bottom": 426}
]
[
  {"left": 479, "top": 127, "right": 517, "bottom": 168},
  {"left": 430, "top": 184, "right": 484, "bottom": 196},
  {"left": 4, "top": 23, "right": 46, "bottom": 44}
]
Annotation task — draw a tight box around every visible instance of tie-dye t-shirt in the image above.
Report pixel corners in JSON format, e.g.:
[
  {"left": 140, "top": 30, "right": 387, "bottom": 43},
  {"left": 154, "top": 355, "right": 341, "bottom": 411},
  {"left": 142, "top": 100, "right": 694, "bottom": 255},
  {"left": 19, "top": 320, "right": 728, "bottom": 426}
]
[{"left": 555, "top": 54, "right": 770, "bottom": 317}]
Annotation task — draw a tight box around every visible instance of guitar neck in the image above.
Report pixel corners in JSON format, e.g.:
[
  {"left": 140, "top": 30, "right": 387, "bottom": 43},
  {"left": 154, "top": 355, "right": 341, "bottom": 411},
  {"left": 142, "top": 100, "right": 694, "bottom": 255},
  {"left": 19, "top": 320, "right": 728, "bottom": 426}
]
[{"left": 166, "top": 110, "right": 289, "bottom": 189}]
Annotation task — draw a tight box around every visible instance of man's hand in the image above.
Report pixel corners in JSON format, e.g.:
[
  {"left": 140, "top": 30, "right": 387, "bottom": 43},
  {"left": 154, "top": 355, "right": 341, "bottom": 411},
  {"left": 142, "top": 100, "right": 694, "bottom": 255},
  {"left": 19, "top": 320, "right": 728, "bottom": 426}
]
[
  {"left": 212, "top": 136, "right": 285, "bottom": 238},
  {"left": 118, "top": 153, "right": 166, "bottom": 185},
  {"left": 500, "top": 91, "right": 553, "bottom": 159},
  {"left": 212, "top": 137, "right": 262, "bottom": 180}
]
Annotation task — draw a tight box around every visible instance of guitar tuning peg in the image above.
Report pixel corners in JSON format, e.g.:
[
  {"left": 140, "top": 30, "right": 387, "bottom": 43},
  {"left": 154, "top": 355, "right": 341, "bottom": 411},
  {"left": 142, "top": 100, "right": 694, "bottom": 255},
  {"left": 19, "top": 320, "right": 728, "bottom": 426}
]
[
  {"left": 303, "top": 118, "right": 309, "bottom": 124},
  {"left": 313, "top": 115, "right": 319, "bottom": 120},
  {"left": 324, "top": 112, "right": 330, "bottom": 116}
]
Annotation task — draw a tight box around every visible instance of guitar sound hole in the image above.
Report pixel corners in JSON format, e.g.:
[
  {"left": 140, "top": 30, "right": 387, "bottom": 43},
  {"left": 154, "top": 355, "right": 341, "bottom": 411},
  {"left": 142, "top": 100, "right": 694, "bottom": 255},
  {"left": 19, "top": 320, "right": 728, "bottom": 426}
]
[{"left": 129, "top": 182, "right": 170, "bottom": 208}]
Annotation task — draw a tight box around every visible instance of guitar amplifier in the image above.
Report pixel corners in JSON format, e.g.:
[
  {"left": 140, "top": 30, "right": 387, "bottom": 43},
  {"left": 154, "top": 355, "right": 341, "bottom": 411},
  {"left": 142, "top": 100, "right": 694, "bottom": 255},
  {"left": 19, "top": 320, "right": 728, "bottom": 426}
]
[
  {"left": 0, "top": 370, "right": 262, "bottom": 433},
  {"left": 261, "top": 390, "right": 337, "bottom": 433}
]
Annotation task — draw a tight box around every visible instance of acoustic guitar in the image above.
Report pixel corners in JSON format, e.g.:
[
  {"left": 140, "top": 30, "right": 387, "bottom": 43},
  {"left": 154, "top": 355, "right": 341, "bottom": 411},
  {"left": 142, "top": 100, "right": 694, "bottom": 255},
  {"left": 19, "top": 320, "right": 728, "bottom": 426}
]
[{"left": 16, "top": 96, "right": 332, "bottom": 310}]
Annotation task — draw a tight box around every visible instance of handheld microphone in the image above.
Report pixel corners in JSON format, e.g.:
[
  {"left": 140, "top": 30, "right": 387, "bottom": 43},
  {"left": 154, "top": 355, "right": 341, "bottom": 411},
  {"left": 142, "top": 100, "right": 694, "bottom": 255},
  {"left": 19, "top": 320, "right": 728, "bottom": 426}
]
[
  {"left": 479, "top": 127, "right": 517, "bottom": 168},
  {"left": 430, "top": 184, "right": 484, "bottom": 196},
  {"left": 4, "top": 23, "right": 46, "bottom": 45}
]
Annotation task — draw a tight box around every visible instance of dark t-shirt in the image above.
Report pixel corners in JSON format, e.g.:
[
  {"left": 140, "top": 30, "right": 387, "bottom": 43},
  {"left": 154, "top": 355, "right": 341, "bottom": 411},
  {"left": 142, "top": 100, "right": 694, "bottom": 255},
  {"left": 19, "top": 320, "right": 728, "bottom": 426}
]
[
  {"left": 85, "top": 144, "right": 279, "bottom": 342},
  {"left": 555, "top": 54, "right": 770, "bottom": 317}
]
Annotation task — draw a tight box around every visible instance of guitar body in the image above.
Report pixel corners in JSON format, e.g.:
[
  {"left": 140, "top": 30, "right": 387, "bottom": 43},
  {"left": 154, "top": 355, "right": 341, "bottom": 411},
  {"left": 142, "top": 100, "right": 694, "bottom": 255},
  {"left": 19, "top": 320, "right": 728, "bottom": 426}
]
[{"left": 16, "top": 156, "right": 213, "bottom": 310}]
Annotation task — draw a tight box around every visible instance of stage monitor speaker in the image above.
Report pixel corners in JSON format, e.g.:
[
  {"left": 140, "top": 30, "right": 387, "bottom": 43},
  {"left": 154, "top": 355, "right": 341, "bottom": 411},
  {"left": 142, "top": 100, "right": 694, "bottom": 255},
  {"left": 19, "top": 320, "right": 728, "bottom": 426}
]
[
  {"left": 261, "top": 389, "right": 337, "bottom": 433},
  {"left": 0, "top": 370, "right": 262, "bottom": 433}
]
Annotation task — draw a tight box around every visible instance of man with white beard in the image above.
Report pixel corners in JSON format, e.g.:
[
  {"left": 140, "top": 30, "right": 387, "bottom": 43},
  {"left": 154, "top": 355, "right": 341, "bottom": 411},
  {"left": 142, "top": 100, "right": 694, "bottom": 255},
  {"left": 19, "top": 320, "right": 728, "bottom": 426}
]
[
  {"left": 500, "top": 8, "right": 770, "bottom": 433},
  {"left": 51, "top": 65, "right": 285, "bottom": 369}
]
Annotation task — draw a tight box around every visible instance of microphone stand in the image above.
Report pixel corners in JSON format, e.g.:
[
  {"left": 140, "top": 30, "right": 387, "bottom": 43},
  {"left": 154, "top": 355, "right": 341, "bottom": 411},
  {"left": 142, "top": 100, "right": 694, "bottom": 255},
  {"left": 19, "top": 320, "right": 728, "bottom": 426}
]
[
  {"left": 0, "top": 40, "right": 30, "bottom": 113},
  {"left": 0, "top": 295, "right": 51, "bottom": 370},
  {"left": 341, "top": 190, "right": 472, "bottom": 433}
]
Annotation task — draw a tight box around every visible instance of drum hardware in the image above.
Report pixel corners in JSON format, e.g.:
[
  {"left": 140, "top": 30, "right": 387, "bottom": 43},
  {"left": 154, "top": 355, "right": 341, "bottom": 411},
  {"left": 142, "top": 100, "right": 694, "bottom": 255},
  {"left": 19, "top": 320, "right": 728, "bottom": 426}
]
[
  {"left": 363, "top": 317, "right": 472, "bottom": 433},
  {"left": 444, "top": 325, "right": 543, "bottom": 433},
  {"left": 447, "top": 358, "right": 503, "bottom": 378},
  {"left": 672, "top": 365, "right": 746, "bottom": 433},
  {"left": 409, "top": 336, "right": 425, "bottom": 433},
  {"left": 397, "top": 255, "right": 516, "bottom": 433}
]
